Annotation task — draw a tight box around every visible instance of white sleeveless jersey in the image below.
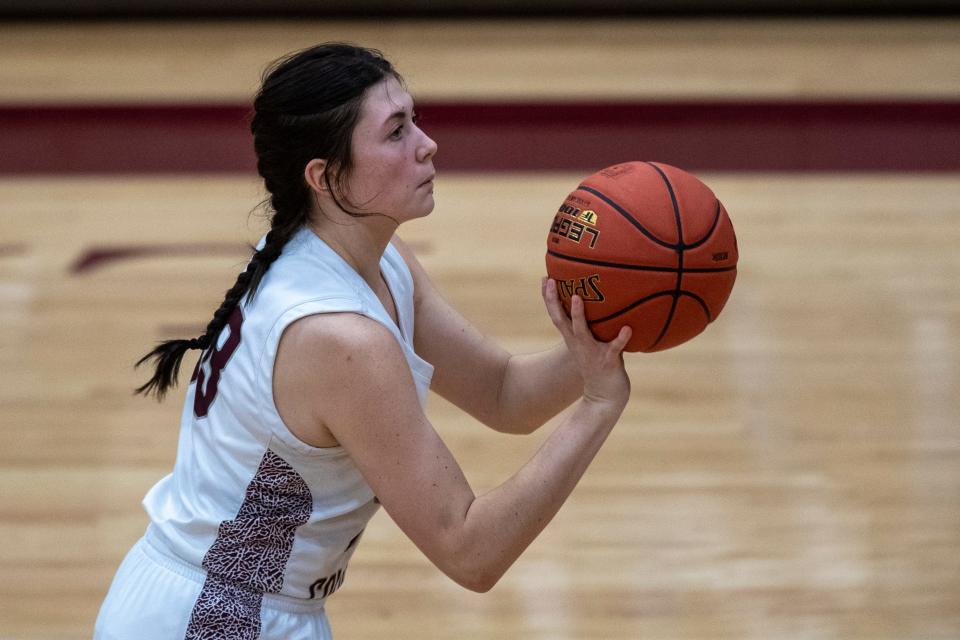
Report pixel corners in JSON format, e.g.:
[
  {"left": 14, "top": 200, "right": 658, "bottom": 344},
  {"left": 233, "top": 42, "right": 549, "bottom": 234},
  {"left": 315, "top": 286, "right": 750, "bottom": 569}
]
[{"left": 142, "top": 226, "right": 434, "bottom": 609}]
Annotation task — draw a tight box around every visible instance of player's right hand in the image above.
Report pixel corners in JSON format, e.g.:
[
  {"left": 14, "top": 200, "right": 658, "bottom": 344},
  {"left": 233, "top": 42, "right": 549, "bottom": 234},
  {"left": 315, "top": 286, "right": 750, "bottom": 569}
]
[{"left": 542, "top": 277, "right": 632, "bottom": 411}]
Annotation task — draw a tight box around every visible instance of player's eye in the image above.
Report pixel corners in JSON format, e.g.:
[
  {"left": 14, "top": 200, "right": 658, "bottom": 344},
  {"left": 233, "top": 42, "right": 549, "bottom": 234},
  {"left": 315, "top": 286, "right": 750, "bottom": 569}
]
[{"left": 389, "top": 111, "right": 419, "bottom": 140}]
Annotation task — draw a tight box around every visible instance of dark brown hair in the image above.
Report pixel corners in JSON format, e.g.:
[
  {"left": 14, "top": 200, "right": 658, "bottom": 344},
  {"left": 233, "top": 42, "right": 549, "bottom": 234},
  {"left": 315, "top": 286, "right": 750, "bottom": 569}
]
[{"left": 135, "top": 43, "right": 399, "bottom": 399}]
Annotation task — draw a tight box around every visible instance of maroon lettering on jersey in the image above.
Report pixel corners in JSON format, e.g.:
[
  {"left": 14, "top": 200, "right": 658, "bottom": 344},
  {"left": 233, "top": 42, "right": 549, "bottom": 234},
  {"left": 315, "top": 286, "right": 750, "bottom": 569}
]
[{"left": 193, "top": 305, "right": 243, "bottom": 418}]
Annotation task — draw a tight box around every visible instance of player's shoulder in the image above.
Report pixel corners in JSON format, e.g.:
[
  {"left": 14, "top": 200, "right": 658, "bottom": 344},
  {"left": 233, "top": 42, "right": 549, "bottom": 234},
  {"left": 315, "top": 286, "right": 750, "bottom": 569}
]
[{"left": 282, "top": 312, "right": 402, "bottom": 364}]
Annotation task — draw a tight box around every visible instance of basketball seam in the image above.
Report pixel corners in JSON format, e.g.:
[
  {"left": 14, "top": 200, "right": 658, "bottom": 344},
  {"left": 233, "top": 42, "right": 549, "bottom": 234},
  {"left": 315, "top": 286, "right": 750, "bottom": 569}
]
[
  {"left": 575, "top": 185, "right": 677, "bottom": 250},
  {"left": 684, "top": 201, "right": 722, "bottom": 250},
  {"left": 588, "top": 290, "right": 713, "bottom": 326},
  {"left": 546, "top": 249, "right": 736, "bottom": 273},
  {"left": 682, "top": 290, "right": 713, "bottom": 323},
  {"left": 645, "top": 162, "right": 684, "bottom": 350},
  {"left": 590, "top": 290, "right": 675, "bottom": 325}
]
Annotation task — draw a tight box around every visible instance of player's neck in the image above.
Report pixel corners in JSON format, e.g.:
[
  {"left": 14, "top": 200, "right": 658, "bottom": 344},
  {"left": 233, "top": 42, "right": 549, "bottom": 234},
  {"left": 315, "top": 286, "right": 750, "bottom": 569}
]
[{"left": 307, "top": 216, "right": 396, "bottom": 286}]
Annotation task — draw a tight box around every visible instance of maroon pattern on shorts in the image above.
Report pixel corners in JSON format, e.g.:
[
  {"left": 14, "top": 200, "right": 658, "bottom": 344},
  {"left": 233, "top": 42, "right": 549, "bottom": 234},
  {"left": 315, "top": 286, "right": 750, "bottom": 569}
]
[
  {"left": 184, "top": 575, "right": 263, "bottom": 640},
  {"left": 185, "top": 449, "right": 312, "bottom": 639}
]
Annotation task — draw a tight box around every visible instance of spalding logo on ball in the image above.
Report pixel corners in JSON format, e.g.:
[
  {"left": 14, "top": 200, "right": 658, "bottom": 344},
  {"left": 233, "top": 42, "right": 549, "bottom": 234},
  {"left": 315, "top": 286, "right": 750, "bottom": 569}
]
[{"left": 546, "top": 161, "right": 738, "bottom": 352}]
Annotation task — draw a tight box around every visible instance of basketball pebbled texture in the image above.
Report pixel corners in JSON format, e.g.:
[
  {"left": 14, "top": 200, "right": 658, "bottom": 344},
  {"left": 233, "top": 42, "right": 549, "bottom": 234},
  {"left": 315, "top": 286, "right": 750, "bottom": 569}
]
[{"left": 545, "top": 161, "right": 738, "bottom": 352}]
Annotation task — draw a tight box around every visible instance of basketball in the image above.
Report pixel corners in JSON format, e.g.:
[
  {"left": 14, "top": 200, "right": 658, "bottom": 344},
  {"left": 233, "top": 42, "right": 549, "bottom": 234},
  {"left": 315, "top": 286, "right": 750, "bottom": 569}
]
[{"left": 545, "top": 161, "right": 738, "bottom": 352}]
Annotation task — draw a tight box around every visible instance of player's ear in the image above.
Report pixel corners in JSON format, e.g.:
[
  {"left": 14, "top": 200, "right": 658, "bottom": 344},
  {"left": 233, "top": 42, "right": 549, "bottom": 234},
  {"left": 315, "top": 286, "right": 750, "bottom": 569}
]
[{"left": 304, "top": 159, "right": 330, "bottom": 194}]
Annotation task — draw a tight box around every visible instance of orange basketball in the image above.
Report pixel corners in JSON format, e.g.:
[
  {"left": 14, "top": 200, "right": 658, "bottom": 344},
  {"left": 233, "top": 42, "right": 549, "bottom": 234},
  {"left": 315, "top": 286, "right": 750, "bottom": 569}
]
[{"left": 545, "top": 161, "right": 738, "bottom": 352}]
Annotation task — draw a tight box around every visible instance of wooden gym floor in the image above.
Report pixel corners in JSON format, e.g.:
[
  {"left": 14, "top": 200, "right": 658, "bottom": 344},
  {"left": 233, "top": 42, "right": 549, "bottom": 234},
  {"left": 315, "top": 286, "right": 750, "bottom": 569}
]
[{"left": 1, "top": 18, "right": 958, "bottom": 639}]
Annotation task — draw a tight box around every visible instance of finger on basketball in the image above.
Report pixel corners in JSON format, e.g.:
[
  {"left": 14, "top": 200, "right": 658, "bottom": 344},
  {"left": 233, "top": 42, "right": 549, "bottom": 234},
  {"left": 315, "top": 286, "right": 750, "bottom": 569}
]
[
  {"left": 543, "top": 279, "right": 573, "bottom": 335},
  {"left": 610, "top": 325, "right": 632, "bottom": 353},
  {"left": 570, "top": 295, "right": 591, "bottom": 339}
]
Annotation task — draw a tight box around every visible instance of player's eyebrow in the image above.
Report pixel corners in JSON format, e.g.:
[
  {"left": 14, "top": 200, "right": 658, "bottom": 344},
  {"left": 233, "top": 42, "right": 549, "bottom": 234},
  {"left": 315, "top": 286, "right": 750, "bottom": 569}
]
[
  {"left": 383, "top": 109, "right": 407, "bottom": 126},
  {"left": 381, "top": 100, "right": 417, "bottom": 129}
]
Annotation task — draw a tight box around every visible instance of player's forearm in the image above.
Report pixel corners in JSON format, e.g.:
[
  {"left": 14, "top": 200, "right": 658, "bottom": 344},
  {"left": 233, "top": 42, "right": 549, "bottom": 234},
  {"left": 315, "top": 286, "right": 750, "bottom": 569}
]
[
  {"left": 494, "top": 343, "right": 582, "bottom": 434},
  {"left": 455, "top": 397, "right": 622, "bottom": 590}
]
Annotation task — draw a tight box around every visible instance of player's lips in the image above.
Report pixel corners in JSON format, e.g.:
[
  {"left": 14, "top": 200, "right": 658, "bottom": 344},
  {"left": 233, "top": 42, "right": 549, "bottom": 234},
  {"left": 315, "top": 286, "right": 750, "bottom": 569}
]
[{"left": 418, "top": 174, "right": 435, "bottom": 187}]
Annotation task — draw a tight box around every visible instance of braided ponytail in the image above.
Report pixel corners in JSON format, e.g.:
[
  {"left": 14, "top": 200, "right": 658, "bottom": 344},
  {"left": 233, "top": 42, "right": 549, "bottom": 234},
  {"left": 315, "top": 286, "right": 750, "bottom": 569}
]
[
  {"left": 135, "top": 43, "right": 398, "bottom": 400},
  {"left": 134, "top": 223, "right": 299, "bottom": 399}
]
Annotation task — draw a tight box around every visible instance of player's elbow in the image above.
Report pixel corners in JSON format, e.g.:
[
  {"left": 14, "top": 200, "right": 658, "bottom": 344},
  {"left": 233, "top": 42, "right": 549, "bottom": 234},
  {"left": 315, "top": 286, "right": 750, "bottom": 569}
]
[
  {"left": 431, "top": 503, "right": 511, "bottom": 592},
  {"left": 464, "top": 573, "right": 499, "bottom": 593},
  {"left": 486, "top": 409, "right": 540, "bottom": 435},
  {"left": 446, "top": 560, "right": 502, "bottom": 593},
  {"left": 489, "top": 418, "right": 538, "bottom": 436},
  {"left": 438, "top": 540, "right": 506, "bottom": 592}
]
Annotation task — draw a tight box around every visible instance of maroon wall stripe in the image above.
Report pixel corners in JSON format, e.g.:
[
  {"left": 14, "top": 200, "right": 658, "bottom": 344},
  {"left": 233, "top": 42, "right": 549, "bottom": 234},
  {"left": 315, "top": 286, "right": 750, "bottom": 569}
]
[{"left": 2, "top": 101, "right": 958, "bottom": 174}]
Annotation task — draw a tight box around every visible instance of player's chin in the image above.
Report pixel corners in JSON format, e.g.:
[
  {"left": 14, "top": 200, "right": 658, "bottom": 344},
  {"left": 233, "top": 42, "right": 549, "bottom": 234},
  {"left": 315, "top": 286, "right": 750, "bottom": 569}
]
[
  {"left": 413, "top": 194, "right": 436, "bottom": 218},
  {"left": 396, "top": 199, "right": 434, "bottom": 225}
]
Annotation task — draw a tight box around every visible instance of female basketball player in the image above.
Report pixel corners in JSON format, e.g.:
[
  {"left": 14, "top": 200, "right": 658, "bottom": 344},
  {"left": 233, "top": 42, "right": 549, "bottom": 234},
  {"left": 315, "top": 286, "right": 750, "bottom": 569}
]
[{"left": 95, "top": 43, "right": 632, "bottom": 640}]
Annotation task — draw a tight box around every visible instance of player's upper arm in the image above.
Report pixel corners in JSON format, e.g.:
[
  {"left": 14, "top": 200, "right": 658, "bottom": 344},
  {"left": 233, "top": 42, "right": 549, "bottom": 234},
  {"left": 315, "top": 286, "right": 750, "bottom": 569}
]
[
  {"left": 389, "top": 237, "right": 518, "bottom": 432},
  {"left": 273, "top": 312, "right": 489, "bottom": 591}
]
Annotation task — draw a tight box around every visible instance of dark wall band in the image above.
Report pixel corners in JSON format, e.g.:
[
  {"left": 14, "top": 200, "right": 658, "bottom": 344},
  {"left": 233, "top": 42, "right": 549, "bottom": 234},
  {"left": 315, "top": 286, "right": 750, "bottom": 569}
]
[{"left": 3, "top": 101, "right": 958, "bottom": 174}]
